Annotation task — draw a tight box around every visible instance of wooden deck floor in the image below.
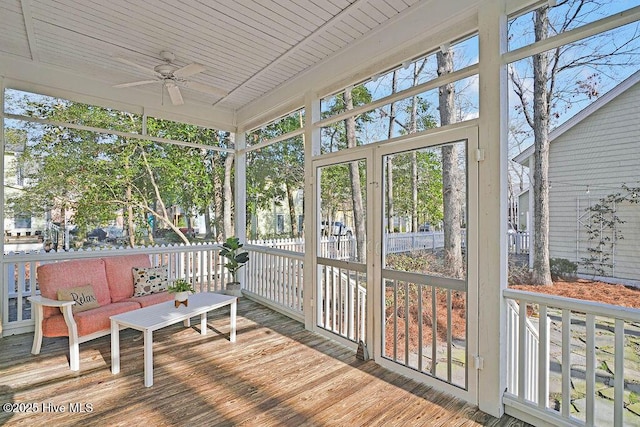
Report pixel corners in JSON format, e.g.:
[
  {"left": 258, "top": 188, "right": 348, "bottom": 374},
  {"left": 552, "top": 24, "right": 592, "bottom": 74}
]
[{"left": 0, "top": 298, "right": 528, "bottom": 426}]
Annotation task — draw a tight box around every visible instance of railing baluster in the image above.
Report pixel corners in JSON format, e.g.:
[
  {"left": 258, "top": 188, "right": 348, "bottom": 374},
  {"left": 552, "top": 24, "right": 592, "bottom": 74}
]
[
  {"left": 586, "top": 313, "right": 595, "bottom": 426},
  {"left": 538, "top": 304, "right": 549, "bottom": 409},
  {"left": 518, "top": 300, "right": 527, "bottom": 400},
  {"left": 447, "top": 289, "right": 452, "bottom": 383},
  {"left": 404, "top": 281, "right": 409, "bottom": 366},
  {"left": 614, "top": 319, "right": 624, "bottom": 427},
  {"left": 393, "top": 280, "right": 398, "bottom": 362},
  {"left": 418, "top": 284, "right": 423, "bottom": 372},
  {"left": 431, "top": 286, "right": 437, "bottom": 376},
  {"left": 561, "top": 309, "right": 571, "bottom": 419}
]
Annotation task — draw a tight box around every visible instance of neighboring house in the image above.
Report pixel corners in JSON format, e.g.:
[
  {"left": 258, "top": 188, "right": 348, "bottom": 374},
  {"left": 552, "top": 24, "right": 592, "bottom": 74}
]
[
  {"left": 252, "top": 188, "right": 305, "bottom": 238},
  {"left": 517, "top": 188, "right": 529, "bottom": 232},
  {"left": 3, "top": 143, "right": 45, "bottom": 239},
  {"left": 514, "top": 70, "right": 640, "bottom": 282}
]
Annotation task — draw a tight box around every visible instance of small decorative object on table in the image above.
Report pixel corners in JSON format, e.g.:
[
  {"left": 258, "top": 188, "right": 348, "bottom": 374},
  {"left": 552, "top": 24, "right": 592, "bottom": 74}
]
[
  {"left": 220, "top": 237, "right": 250, "bottom": 297},
  {"left": 167, "top": 279, "right": 195, "bottom": 307}
]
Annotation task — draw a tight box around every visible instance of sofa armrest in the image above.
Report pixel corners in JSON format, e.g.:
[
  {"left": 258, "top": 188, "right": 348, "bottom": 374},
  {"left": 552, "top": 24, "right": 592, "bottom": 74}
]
[
  {"left": 27, "top": 295, "right": 80, "bottom": 370},
  {"left": 28, "top": 295, "right": 76, "bottom": 308}
]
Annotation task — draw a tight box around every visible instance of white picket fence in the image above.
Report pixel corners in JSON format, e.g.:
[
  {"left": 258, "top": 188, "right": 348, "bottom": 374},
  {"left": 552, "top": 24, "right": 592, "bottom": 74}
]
[{"left": 508, "top": 231, "right": 530, "bottom": 255}]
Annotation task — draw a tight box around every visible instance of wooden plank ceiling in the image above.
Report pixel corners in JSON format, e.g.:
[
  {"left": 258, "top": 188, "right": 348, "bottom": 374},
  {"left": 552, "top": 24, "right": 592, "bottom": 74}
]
[{"left": 0, "top": 0, "right": 420, "bottom": 114}]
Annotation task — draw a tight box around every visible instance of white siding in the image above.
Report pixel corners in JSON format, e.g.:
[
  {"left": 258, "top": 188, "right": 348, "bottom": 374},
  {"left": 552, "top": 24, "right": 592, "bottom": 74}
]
[{"left": 548, "top": 81, "right": 640, "bottom": 280}]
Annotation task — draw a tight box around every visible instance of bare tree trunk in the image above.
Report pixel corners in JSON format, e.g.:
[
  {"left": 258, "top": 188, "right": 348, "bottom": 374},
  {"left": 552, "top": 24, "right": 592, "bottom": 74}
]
[
  {"left": 412, "top": 153, "right": 418, "bottom": 232},
  {"left": 409, "top": 64, "right": 421, "bottom": 232},
  {"left": 126, "top": 186, "right": 136, "bottom": 247},
  {"left": 344, "top": 88, "right": 365, "bottom": 263},
  {"left": 136, "top": 146, "right": 190, "bottom": 244},
  {"left": 223, "top": 133, "right": 234, "bottom": 239},
  {"left": 204, "top": 207, "right": 212, "bottom": 238},
  {"left": 532, "top": 7, "right": 553, "bottom": 285},
  {"left": 387, "top": 71, "right": 397, "bottom": 232},
  {"left": 286, "top": 183, "right": 297, "bottom": 236},
  {"left": 211, "top": 152, "right": 223, "bottom": 242},
  {"left": 437, "top": 48, "right": 464, "bottom": 278},
  {"left": 145, "top": 211, "right": 155, "bottom": 245}
]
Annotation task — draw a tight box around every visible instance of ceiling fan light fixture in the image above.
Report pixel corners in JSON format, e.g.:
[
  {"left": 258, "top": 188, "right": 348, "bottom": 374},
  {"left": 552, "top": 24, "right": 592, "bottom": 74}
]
[
  {"left": 113, "top": 51, "right": 228, "bottom": 105},
  {"left": 154, "top": 63, "right": 176, "bottom": 76}
]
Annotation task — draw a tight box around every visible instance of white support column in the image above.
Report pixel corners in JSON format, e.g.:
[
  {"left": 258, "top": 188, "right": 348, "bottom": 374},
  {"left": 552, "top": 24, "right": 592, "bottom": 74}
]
[
  {"left": 303, "top": 92, "right": 321, "bottom": 331},
  {"left": 234, "top": 130, "right": 247, "bottom": 289},
  {"left": 478, "top": 0, "right": 508, "bottom": 417},
  {"left": 527, "top": 156, "right": 534, "bottom": 268},
  {"left": 0, "top": 75, "right": 5, "bottom": 336}
]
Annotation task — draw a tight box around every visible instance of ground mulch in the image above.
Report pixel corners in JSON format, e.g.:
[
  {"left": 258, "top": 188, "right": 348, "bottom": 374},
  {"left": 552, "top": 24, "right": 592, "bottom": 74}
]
[{"left": 510, "top": 279, "right": 640, "bottom": 309}]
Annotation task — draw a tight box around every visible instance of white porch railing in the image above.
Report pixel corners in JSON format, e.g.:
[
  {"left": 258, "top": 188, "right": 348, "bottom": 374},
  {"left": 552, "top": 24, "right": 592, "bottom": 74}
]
[
  {"left": 508, "top": 231, "right": 529, "bottom": 254},
  {"left": 317, "top": 259, "right": 367, "bottom": 343},
  {"left": 243, "top": 244, "right": 304, "bottom": 321},
  {"left": 2, "top": 243, "right": 228, "bottom": 335},
  {"left": 506, "top": 298, "right": 549, "bottom": 405},
  {"left": 504, "top": 288, "right": 640, "bottom": 427},
  {"left": 385, "top": 232, "right": 445, "bottom": 253}
]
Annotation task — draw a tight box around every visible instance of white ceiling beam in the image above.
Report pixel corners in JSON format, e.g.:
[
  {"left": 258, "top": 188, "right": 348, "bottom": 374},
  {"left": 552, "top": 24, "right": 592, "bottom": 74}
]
[
  {"left": 20, "top": 0, "right": 38, "bottom": 61},
  {"left": 4, "top": 113, "right": 233, "bottom": 153},
  {"left": 503, "top": 5, "right": 640, "bottom": 65},
  {"left": 0, "top": 54, "right": 236, "bottom": 132}
]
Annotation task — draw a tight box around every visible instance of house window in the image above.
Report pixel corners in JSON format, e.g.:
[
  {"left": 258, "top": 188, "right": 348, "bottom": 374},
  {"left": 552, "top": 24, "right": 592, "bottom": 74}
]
[
  {"left": 14, "top": 214, "right": 31, "bottom": 228},
  {"left": 276, "top": 214, "right": 285, "bottom": 234}
]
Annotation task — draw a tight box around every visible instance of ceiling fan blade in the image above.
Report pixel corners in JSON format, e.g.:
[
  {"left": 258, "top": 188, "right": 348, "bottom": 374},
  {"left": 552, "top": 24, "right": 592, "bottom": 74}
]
[
  {"left": 114, "top": 56, "right": 157, "bottom": 77},
  {"left": 166, "top": 83, "right": 184, "bottom": 105},
  {"left": 113, "top": 80, "right": 158, "bottom": 88},
  {"left": 173, "top": 63, "right": 206, "bottom": 78},
  {"left": 180, "top": 80, "right": 228, "bottom": 98}
]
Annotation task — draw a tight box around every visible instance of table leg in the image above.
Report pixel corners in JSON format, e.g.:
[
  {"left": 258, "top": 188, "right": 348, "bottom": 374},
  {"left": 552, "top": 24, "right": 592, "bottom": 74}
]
[
  {"left": 230, "top": 299, "right": 237, "bottom": 342},
  {"left": 143, "top": 329, "right": 153, "bottom": 387},
  {"left": 200, "top": 312, "right": 207, "bottom": 335},
  {"left": 111, "top": 320, "right": 120, "bottom": 374}
]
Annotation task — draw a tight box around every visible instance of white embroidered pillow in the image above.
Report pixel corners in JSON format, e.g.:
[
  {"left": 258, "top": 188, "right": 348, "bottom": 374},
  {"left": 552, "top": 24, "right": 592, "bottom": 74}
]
[
  {"left": 132, "top": 266, "right": 168, "bottom": 296},
  {"left": 57, "top": 285, "right": 100, "bottom": 313}
]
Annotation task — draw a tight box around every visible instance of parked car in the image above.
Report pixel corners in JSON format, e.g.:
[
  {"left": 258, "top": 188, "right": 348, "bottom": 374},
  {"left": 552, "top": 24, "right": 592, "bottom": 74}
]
[
  {"left": 321, "top": 221, "right": 353, "bottom": 237},
  {"left": 418, "top": 223, "right": 431, "bottom": 232},
  {"left": 179, "top": 227, "right": 198, "bottom": 237}
]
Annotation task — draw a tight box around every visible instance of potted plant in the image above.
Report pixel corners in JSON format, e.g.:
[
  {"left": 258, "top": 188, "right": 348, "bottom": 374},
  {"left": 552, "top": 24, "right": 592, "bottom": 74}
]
[
  {"left": 167, "top": 278, "right": 195, "bottom": 307},
  {"left": 220, "top": 237, "right": 250, "bottom": 296}
]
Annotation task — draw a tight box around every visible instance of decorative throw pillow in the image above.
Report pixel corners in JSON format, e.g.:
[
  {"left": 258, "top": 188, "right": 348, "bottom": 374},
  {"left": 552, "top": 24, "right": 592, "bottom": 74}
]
[
  {"left": 57, "top": 285, "right": 100, "bottom": 314},
  {"left": 132, "top": 266, "right": 169, "bottom": 296}
]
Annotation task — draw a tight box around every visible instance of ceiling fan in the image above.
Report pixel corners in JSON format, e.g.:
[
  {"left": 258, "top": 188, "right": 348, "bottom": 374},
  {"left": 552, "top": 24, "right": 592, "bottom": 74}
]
[{"left": 113, "top": 51, "right": 228, "bottom": 105}]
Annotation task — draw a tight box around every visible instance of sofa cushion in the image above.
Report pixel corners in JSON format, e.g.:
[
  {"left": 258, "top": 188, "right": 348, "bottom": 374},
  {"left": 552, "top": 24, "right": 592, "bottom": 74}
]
[
  {"left": 103, "top": 254, "right": 151, "bottom": 302},
  {"left": 57, "top": 285, "right": 100, "bottom": 313},
  {"left": 38, "top": 259, "right": 111, "bottom": 319},
  {"left": 128, "top": 291, "right": 174, "bottom": 308},
  {"left": 132, "top": 266, "right": 169, "bottom": 296},
  {"left": 42, "top": 301, "right": 140, "bottom": 337}
]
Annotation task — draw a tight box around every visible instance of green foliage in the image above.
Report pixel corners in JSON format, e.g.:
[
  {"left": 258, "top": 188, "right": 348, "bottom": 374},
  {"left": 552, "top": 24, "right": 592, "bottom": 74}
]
[
  {"left": 167, "top": 279, "right": 194, "bottom": 293},
  {"left": 220, "top": 237, "right": 250, "bottom": 282},
  {"left": 581, "top": 184, "right": 640, "bottom": 277},
  {"left": 6, "top": 95, "right": 230, "bottom": 246},
  {"left": 549, "top": 258, "right": 577, "bottom": 280},
  {"left": 390, "top": 149, "right": 444, "bottom": 226},
  {"left": 246, "top": 113, "right": 305, "bottom": 239}
]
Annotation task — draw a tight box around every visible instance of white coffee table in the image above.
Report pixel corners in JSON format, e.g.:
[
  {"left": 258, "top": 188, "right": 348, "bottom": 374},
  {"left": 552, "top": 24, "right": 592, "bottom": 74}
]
[{"left": 110, "top": 292, "right": 237, "bottom": 387}]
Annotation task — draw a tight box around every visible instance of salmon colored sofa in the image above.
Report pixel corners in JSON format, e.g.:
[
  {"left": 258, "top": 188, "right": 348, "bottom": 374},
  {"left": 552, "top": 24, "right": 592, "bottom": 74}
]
[{"left": 28, "top": 254, "right": 174, "bottom": 371}]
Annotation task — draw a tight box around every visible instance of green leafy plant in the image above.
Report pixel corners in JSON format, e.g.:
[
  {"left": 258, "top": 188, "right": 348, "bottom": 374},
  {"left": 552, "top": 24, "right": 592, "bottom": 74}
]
[
  {"left": 220, "top": 237, "right": 250, "bottom": 283},
  {"left": 167, "top": 278, "right": 194, "bottom": 293},
  {"left": 549, "top": 258, "right": 577, "bottom": 280},
  {"left": 581, "top": 184, "right": 640, "bottom": 277}
]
